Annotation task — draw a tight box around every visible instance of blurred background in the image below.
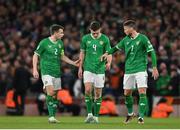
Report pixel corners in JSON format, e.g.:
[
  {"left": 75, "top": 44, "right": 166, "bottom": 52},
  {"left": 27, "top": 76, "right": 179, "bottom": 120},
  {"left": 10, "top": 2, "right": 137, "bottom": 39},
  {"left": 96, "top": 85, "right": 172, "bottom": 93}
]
[{"left": 0, "top": 0, "right": 179, "bottom": 118}]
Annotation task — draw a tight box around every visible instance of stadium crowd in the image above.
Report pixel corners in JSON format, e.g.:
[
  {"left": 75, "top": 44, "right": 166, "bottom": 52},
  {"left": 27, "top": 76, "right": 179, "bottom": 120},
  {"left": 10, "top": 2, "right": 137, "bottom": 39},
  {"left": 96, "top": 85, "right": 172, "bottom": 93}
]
[{"left": 0, "top": 0, "right": 179, "bottom": 115}]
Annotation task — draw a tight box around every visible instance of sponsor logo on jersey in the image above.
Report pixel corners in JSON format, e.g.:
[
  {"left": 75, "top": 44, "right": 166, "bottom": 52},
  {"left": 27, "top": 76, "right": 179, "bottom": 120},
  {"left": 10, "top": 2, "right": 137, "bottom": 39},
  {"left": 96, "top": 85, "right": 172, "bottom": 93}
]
[
  {"left": 127, "top": 42, "right": 130, "bottom": 45},
  {"left": 48, "top": 45, "right": 52, "bottom": 48},
  {"left": 148, "top": 44, "right": 153, "bottom": 48},
  {"left": 59, "top": 45, "right": 61, "bottom": 48},
  {"left": 100, "top": 41, "right": 104, "bottom": 45},
  {"left": 87, "top": 41, "right": 91, "bottom": 44},
  {"left": 136, "top": 41, "right": 140, "bottom": 45},
  {"left": 140, "top": 103, "right": 146, "bottom": 106}
]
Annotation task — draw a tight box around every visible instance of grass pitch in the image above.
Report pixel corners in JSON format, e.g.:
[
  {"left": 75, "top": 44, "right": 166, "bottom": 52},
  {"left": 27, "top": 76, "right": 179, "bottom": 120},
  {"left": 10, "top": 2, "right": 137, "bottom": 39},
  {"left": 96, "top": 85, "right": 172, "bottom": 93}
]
[{"left": 0, "top": 116, "right": 179, "bottom": 129}]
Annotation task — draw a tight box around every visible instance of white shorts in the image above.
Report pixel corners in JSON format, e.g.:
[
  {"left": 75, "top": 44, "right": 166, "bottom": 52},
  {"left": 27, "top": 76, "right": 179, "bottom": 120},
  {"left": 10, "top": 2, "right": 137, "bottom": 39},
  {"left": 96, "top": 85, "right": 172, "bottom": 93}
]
[
  {"left": 42, "top": 75, "right": 61, "bottom": 90},
  {"left": 123, "top": 71, "right": 148, "bottom": 89},
  {"left": 83, "top": 71, "right": 105, "bottom": 88}
]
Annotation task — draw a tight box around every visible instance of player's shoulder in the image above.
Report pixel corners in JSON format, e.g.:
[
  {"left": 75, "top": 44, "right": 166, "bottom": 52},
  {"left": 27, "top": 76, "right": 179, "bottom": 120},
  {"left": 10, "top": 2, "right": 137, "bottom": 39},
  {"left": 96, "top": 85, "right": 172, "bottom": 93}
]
[
  {"left": 39, "top": 37, "right": 49, "bottom": 45},
  {"left": 101, "top": 33, "right": 109, "bottom": 40},
  {"left": 139, "top": 33, "right": 148, "bottom": 39},
  {"left": 82, "top": 34, "right": 90, "bottom": 40},
  {"left": 40, "top": 37, "right": 49, "bottom": 43},
  {"left": 120, "top": 35, "right": 129, "bottom": 42}
]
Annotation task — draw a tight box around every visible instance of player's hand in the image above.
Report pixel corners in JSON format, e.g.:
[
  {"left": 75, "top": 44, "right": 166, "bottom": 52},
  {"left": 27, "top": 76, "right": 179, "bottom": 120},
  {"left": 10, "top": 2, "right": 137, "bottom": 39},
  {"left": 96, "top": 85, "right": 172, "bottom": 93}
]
[
  {"left": 106, "top": 62, "right": 111, "bottom": 70},
  {"left": 78, "top": 67, "right": 83, "bottom": 79},
  {"left": 33, "top": 69, "right": 39, "bottom": 79},
  {"left": 100, "top": 53, "right": 108, "bottom": 62},
  {"left": 74, "top": 59, "right": 80, "bottom": 67},
  {"left": 152, "top": 67, "right": 159, "bottom": 80}
]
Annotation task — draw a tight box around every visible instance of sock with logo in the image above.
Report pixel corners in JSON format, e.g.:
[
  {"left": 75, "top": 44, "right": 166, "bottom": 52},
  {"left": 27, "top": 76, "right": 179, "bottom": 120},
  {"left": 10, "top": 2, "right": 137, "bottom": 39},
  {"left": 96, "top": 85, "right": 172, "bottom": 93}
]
[
  {"left": 46, "top": 95, "right": 54, "bottom": 117},
  {"left": 125, "top": 95, "right": 133, "bottom": 115},
  {"left": 52, "top": 98, "right": 59, "bottom": 117},
  {"left": 94, "top": 97, "right": 102, "bottom": 117},
  {"left": 138, "top": 93, "right": 147, "bottom": 118},
  {"left": 85, "top": 94, "right": 92, "bottom": 114}
]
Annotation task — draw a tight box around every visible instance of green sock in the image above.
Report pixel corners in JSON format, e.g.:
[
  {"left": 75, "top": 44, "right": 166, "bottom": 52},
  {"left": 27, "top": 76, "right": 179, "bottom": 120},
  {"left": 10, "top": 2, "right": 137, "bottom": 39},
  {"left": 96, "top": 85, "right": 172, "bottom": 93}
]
[
  {"left": 139, "top": 94, "right": 147, "bottom": 118},
  {"left": 125, "top": 95, "right": 133, "bottom": 114},
  {"left": 85, "top": 95, "right": 92, "bottom": 114},
  {"left": 46, "top": 95, "right": 54, "bottom": 117},
  {"left": 52, "top": 98, "right": 59, "bottom": 117},
  {"left": 94, "top": 97, "right": 102, "bottom": 117}
]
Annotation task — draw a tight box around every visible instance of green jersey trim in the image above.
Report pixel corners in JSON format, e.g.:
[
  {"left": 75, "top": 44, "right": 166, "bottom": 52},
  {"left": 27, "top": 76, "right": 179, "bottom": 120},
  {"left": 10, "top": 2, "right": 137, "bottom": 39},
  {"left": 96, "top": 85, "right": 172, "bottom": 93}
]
[{"left": 90, "top": 33, "right": 102, "bottom": 39}]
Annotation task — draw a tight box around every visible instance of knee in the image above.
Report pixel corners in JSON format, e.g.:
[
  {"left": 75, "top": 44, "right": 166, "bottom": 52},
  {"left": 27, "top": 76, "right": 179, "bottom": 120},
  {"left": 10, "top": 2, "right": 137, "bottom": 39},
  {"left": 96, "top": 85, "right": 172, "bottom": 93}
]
[
  {"left": 95, "top": 91, "right": 101, "bottom": 99},
  {"left": 85, "top": 87, "right": 91, "bottom": 96},
  {"left": 138, "top": 88, "right": 146, "bottom": 94},
  {"left": 124, "top": 89, "right": 132, "bottom": 96},
  {"left": 47, "top": 89, "right": 55, "bottom": 96}
]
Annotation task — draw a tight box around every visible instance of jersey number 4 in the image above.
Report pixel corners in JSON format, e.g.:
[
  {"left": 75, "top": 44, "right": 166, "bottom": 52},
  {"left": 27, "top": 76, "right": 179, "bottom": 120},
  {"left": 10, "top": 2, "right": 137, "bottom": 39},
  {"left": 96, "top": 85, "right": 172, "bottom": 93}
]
[{"left": 93, "top": 44, "right": 97, "bottom": 51}]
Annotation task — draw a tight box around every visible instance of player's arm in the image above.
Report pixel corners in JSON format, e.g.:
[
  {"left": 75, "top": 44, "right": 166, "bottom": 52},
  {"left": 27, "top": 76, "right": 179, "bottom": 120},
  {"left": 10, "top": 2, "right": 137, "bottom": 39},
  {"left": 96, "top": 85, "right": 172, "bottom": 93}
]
[
  {"left": 105, "top": 55, "right": 112, "bottom": 70},
  {"left": 101, "top": 40, "right": 124, "bottom": 61},
  {"left": 104, "top": 37, "right": 112, "bottom": 70},
  {"left": 78, "top": 36, "right": 86, "bottom": 78},
  {"left": 149, "top": 50, "right": 159, "bottom": 80},
  {"left": 78, "top": 50, "right": 85, "bottom": 78},
  {"left": 32, "top": 53, "right": 39, "bottom": 79},
  {"left": 32, "top": 40, "right": 44, "bottom": 79},
  {"left": 61, "top": 54, "right": 79, "bottom": 67},
  {"left": 144, "top": 36, "right": 159, "bottom": 80}
]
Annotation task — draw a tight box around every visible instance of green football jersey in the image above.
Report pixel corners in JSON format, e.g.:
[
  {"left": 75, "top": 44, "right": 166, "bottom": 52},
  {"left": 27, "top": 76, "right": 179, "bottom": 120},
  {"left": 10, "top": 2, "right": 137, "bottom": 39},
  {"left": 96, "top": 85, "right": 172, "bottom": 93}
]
[
  {"left": 115, "top": 33, "right": 154, "bottom": 74},
  {"left": 81, "top": 34, "right": 111, "bottom": 74},
  {"left": 35, "top": 37, "right": 64, "bottom": 77}
]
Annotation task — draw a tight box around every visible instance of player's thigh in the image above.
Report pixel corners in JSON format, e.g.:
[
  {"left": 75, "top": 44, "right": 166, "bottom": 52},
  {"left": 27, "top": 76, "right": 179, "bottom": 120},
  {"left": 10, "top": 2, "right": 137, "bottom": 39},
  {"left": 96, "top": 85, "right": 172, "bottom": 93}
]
[
  {"left": 135, "top": 71, "right": 148, "bottom": 88},
  {"left": 123, "top": 74, "right": 136, "bottom": 90},
  {"left": 42, "top": 75, "right": 55, "bottom": 96},
  {"left": 52, "top": 77, "right": 62, "bottom": 91},
  {"left": 83, "top": 71, "right": 94, "bottom": 84},
  {"left": 83, "top": 71, "right": 94, "bottom": 94},
  {"left": 94, "top": 74, "right": 105, "bottom": 88}
]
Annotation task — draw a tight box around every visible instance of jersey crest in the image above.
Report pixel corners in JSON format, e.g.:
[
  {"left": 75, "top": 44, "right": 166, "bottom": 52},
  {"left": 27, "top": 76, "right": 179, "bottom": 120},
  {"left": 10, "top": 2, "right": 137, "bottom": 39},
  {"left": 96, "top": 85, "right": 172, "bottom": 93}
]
[{"left": 100, "top": 41, "right": 104, "bottom": 45}]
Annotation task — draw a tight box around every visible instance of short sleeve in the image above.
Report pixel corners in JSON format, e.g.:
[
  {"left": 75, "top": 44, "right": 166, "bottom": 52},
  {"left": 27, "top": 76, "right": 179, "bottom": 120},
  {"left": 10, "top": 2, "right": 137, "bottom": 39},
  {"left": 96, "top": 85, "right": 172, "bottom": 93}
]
[
  {"left": 80, "top": 36, "right": 86, "bottom": 51},
  {"left": 34, "top": 40, "right": 45, "bottom": 56},
  {"left": 105, "top": 37, "right": 111, "bottom": 52},
  {"left": 143, "top": 35, "right": 154, "bottom": 52},
  {"left": 61, "top": 43, "right": 64, "bottom": 56}
]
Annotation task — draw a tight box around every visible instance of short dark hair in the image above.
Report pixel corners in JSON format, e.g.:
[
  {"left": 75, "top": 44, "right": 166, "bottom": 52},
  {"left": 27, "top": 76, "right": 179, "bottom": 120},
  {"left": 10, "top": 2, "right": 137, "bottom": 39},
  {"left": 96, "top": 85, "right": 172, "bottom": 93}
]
[
  {"left": 50, "top": 24, "right": 64, "bottom": 35},
  {"left": 90, "top": 21, "right": 101, "bottom": 31},
  {"left": 123, "top": 20, "right": 136, "bottom": 29}
]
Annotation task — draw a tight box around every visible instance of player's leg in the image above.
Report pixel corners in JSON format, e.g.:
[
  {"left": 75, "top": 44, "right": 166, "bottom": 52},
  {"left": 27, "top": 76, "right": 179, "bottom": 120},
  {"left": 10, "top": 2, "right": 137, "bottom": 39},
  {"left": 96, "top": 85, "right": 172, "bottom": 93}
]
[
  {"left": 42, "top": 75, "right": 59, "bottom": 123},
  {"left": 83, "top": 71, "right": 94, "bottom": 123},
  {"left": 136, "top": 71, "right": 148, "bottom": 124},
  {"left": 45, "top": 85, "right": 58, "bottom": 123},
  {"left": 93, "top": 88, "right": 102, "bottom": 123},
  {"left": 51, "top": 90, "right": 59, "bottom": 122},
  {"left": 93, "top": 73, "right": 105, "bottom": 123},
  {"left": 52, "top": 77, "right": 62, "bottom": 121},
  {"left": 123, "top": 74, "right": 136, "bottom": 124}
]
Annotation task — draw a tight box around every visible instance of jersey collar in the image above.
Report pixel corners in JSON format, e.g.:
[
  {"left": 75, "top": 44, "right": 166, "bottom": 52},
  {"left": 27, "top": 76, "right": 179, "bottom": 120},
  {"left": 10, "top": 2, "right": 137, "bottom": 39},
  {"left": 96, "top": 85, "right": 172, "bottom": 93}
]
[
  {"left": 131, "top": 33, "right": 140, "bottom": 40},
  {"left": 49, "top": 37, "right": 58, "bottom": 44},
  {"left": 90, "top": 33, "right": 102, "bottom": 39}
]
